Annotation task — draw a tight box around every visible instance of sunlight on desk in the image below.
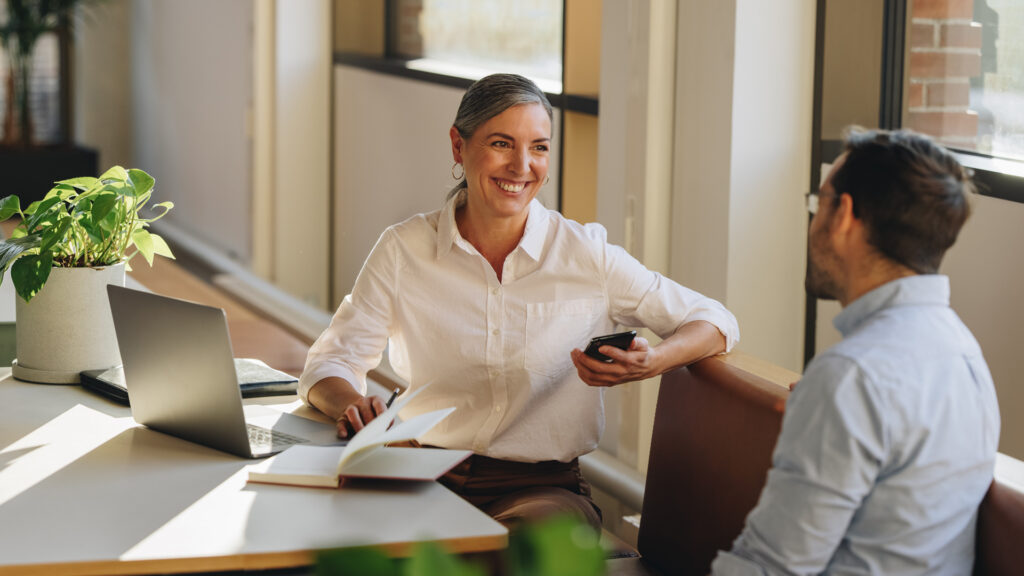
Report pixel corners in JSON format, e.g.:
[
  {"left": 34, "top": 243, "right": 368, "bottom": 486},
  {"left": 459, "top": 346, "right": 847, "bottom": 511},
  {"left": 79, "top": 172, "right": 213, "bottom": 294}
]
[{"left": 0, "top": 370, "right": 506, "bottom": 575}]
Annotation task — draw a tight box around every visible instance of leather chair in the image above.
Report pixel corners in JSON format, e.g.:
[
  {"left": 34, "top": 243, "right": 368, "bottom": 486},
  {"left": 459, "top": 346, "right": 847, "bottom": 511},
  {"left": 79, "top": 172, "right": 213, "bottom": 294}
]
[
  {"left": 608, "top": 354, "right": 791, "bottom": 575},
  {"left": 974, "top": 460, "right": 1024, "bottom": 576}
]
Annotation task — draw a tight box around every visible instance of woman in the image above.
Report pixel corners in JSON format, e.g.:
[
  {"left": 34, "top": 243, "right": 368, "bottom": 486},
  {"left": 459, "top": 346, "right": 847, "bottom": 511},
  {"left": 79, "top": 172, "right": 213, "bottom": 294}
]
[{"left": 298, "top": 73, "right": 739, "bottom": 529}]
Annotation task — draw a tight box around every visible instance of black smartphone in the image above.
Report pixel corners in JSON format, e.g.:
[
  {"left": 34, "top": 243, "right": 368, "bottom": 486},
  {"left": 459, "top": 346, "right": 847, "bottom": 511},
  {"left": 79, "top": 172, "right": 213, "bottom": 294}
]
[{"left": 583, "top": 330, "right": 637, "bottom": 363}]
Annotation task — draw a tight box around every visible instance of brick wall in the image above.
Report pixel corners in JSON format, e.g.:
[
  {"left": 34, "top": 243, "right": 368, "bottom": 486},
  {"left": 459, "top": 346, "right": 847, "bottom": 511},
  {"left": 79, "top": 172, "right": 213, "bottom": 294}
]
[
  {"left": 906, "top": 0, "right": 983, "bottom": 147},
  {"left": 392, "top": 0, "right": 424, "bottom": 58}
]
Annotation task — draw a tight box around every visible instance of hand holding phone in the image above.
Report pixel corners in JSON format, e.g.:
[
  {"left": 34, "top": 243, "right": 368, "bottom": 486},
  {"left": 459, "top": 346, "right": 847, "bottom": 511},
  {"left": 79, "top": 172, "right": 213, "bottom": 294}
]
[{"left": 583, "top": 330, "right": 637, "bottom": 363}]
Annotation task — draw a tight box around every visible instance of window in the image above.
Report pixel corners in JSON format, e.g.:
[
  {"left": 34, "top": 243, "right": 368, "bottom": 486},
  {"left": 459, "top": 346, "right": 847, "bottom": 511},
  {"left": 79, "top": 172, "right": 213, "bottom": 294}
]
[
  {"left": 387, "top": 0, "right": 563, "bottom": 93},
  {"left": 904, "top": 0, "right": 1024, "bottom": 163}
]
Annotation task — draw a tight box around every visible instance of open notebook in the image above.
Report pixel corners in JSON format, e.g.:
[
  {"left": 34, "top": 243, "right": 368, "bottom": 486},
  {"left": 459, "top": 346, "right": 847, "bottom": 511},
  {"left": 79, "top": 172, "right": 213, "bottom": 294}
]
[{"left": 247, "top": 384, "right": 470, "bottom": 488}]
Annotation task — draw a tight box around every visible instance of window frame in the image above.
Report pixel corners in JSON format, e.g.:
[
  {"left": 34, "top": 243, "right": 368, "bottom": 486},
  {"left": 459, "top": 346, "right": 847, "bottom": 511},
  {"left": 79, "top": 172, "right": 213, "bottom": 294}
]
[{"left": 805, "top": 0, "right": 1024, "bottom": 365}]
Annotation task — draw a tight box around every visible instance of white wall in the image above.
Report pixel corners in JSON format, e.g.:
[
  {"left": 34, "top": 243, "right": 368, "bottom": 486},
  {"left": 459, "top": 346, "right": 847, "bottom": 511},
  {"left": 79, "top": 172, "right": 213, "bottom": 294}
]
[
  {"left": 131, "top": 0, "right": 253, "bottom": 265},
  {"left": 74, "top": 0, "right": 134, "bottom": 169},
  {"left": 271, "top": 0, "right": 332, "bottom": 309},
  {"left": 331, "top": 67, "right": 561, "bottom": 304},
  {"left": 944, "top": 194, "right": 1024, "bottom": 458},
  {"left": 672, "top": 0, "right": 815, "bottom": 374}
]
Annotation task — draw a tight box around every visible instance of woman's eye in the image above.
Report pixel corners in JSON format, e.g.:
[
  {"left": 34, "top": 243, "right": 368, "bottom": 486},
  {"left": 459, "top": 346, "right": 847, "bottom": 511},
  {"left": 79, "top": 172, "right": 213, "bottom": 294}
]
[
  {"left": 492, "top": 141, "right": 510, "bottom": 148},
  {"left": 533, "top": 144, "right": 549, "bottom": 152}
]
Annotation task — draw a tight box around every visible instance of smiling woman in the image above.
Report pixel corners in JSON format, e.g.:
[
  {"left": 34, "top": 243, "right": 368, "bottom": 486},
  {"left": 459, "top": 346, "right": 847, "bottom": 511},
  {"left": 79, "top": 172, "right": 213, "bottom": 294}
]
[
  {"left": 448, "top": 75, "right": 553, "bottom": 277},
  {"left": 297, "top": 72, "right": 739, "bottom": 533}
]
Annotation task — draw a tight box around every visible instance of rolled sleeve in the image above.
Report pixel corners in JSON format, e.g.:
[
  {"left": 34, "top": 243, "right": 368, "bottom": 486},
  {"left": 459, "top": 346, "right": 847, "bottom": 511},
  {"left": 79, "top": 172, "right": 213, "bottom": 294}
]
[{"left": 601, "top": 238, "right": 739, "bottom": 351}]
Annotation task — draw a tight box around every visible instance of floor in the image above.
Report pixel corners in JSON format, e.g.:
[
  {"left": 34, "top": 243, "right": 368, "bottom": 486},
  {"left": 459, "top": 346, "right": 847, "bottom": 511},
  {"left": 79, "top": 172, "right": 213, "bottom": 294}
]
[{"left": 127, "top": 256, "right": 311, "bottom": 377}]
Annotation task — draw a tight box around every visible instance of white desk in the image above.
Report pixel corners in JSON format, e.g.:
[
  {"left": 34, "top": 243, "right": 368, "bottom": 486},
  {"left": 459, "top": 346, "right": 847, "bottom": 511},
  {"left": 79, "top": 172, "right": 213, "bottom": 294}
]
[{"left": 0, "top": 369, "right": 506, "bottom": 575}]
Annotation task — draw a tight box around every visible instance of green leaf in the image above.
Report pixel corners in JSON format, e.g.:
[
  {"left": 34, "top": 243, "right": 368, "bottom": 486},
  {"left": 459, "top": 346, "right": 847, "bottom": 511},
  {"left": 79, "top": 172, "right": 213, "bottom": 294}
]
[
  {"left": 56, "top": 176, "right": 100, "bottom": 191},
  {"left": 148, "top": 233, "right": 175, "bottom": 260},
  {"left": 38, "top": 216, "right": 72, "bottom": 252},
  {"left": 128, "top": 169, "right": 155, "bottom": 196},
  {"left": 0, "top": 234, "right": 41, "bottom": 274},
  {"left": 315, "top": 546, "right": 398, "bottom": 576},
  {"left": 508, "top": 516, "right": 605, "bottom": 576},
  {"left": 0, "top": 196, "right": 21, "bottom": 221},
  {"left": 11, "top": 251, "right": 53, "bottom": 303},
  {"left": 99, "top": 166, "right": 130, "bottom": 183},
  {"left": 24, "top": 196, "right": 62, "bottom": 233},
  {"left": 91, "top": 192, "right": 119, "bottom": 222},
  {"left": 404, "top": 542, "right": 487, "bottom": 576},
  {"left": 132, "top": 228, "right": 155, "bottom": 266}
]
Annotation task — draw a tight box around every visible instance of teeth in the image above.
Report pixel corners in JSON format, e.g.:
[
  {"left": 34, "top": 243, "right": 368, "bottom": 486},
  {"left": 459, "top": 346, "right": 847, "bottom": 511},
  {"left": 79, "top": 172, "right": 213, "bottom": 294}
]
[{"left": 497, "top": 181, "right": 526, "bottom": 192}]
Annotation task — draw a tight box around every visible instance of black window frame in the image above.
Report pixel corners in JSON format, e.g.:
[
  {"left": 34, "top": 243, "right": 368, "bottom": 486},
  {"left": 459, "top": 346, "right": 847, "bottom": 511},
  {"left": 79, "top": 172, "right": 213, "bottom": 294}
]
[{"left": 804, "top": 0, "right": 1024, "bottom": 365}]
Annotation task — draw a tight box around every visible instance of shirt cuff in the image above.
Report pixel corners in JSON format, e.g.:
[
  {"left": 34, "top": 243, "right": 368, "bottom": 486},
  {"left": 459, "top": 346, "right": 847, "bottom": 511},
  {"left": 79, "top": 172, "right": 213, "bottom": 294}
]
[
  {"left": 296, "top": 363, "right": 365, "bottom": 406},
  {"left": 685, "top": 310, "right": 740, "bottom": 353}
]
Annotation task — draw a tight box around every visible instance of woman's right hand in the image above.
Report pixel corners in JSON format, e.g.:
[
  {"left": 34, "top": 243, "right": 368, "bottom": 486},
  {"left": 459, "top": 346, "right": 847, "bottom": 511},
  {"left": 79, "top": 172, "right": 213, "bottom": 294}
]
[
  {"left": 307, "top": 377, "right": 387, "bottom": 439},
  {"left": 335, "top": 394, "right": 388, "bottom": 439}
]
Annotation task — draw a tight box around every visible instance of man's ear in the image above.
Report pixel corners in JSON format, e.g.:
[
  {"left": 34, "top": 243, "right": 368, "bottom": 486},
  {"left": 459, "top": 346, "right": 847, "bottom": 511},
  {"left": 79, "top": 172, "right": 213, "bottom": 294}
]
[
  {"left": 830, "top": 193, "right": 862, "bottom": 251},
  {"left": 450, "top": 126, "right": 463, "bottom": 164}
]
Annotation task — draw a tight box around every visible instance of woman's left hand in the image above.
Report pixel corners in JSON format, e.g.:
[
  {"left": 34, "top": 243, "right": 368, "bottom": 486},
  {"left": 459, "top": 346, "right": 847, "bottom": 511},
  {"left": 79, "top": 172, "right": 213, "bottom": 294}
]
[{"left": 571, "top": 336, "right": 657, "bottom": 387}]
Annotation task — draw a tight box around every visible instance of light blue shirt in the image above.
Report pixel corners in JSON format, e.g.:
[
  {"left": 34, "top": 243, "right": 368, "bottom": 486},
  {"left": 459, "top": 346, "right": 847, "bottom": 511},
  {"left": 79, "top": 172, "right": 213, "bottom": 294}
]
[{"left": 712, "top": 275, "right": 1000, "bottom": 575}]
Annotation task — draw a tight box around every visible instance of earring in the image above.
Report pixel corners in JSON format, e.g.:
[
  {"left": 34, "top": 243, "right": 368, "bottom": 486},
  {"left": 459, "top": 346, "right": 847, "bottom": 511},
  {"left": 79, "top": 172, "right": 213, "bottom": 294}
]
[
  {"left": 544, "top": 175, "right": 550, "bottom": 186},
  {"left": 451, "top": 162, "right": 465, "bottom": 180}
]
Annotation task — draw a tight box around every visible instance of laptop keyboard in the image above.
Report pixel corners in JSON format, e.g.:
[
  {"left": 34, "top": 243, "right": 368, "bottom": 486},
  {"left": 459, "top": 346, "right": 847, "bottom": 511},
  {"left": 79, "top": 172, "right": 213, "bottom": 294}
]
[{"left": 246, "top": 423, "right": 308, "bottom": 452}]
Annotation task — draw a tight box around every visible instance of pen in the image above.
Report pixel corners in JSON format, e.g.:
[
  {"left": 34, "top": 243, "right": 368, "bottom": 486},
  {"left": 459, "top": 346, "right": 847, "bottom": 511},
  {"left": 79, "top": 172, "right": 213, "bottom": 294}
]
[{"left": 385, "top": 387, "right": 400, "bottom": 409}]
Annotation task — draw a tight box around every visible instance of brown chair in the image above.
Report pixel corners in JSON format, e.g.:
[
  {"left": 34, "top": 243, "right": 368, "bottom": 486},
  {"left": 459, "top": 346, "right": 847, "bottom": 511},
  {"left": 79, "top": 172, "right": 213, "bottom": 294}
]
[
  {"left": 974, "top": 465, "right": 1024, "bottom": 576},
  {"left": 608, "top": 353, "right": 792, "bottom": 576}
]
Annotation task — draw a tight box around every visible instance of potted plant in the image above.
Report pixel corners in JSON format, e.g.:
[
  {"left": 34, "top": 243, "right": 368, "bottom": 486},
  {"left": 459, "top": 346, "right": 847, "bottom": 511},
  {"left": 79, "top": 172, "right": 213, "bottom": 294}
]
[{"left": 0, "top": 165, "right": 174, "bottom": 383}]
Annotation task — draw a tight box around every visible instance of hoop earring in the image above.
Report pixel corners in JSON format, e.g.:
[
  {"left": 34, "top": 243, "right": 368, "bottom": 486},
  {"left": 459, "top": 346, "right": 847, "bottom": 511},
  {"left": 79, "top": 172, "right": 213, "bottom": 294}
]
[{"left": 451, "top": 162, "right": 465, "bottom": 180}]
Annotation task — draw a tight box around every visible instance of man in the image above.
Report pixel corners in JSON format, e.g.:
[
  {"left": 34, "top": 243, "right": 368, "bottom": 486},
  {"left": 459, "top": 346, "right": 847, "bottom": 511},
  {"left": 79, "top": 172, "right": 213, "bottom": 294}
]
[{"left": 712, "top": 129, "right": 1000, "bottom": 575}]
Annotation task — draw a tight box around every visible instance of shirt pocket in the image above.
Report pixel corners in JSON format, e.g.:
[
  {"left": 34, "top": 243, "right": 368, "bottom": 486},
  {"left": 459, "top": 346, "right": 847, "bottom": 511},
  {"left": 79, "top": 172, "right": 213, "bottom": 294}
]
[{"left": 525, "top": 298, "right": 605, "bottom": 378}]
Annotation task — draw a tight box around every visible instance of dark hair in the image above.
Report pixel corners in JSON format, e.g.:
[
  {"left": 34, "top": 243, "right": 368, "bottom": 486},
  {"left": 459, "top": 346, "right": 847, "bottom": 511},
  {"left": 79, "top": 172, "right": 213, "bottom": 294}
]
[
  {"left": 448, "top": 74, "right": 553, "bottom": 199},
  {"left": 830, "top": 128, "right": 975, "bottom": 273}
]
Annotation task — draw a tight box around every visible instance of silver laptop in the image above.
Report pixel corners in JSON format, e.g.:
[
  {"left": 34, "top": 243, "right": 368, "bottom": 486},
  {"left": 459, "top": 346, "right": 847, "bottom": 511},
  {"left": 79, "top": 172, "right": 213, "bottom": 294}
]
[{"left": 107, "top": 285, "right": 311, "bottom": 458}]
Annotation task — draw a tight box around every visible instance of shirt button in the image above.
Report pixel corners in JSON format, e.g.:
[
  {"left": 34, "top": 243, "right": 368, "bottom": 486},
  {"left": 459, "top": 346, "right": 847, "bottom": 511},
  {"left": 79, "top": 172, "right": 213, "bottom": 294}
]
[
  {"left": 492, "top": 328, "right": 500, "bottom": 336},
  {"left": 495, "top": 405, "right": 503, "bottom": 413},
  {"left": 492, "top": 288, "right": 500, "bottom": 295}
]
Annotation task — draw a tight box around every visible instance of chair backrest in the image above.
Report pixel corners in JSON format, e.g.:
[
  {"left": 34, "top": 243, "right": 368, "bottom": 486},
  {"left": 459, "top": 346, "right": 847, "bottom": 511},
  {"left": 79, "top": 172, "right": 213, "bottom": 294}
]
[
  {"left": 974, "top": 457, "right": 1024, "bottom": 576},
  {"left": 637, "top": 354, "right": 791, "bottom": 576}
]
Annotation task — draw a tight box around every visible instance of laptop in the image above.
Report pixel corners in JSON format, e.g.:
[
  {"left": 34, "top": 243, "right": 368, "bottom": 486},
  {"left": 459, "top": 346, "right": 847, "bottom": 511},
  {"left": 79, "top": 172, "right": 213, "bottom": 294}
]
[{"left": 107, "top": 285, "right": 313, "bottom": 458}]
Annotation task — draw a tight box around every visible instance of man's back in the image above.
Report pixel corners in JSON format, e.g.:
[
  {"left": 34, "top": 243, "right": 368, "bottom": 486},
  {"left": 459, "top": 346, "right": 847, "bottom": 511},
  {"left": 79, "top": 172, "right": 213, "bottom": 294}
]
[{"left": 714, "top": 275, "right": 1000, "bottom": 575}]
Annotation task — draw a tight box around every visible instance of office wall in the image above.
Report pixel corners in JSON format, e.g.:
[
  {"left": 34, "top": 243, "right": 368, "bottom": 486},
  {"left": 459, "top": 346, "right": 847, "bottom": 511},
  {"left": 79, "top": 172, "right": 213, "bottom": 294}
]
[
  {"left": 272, "top": 0, "right": 332, "bottom": 309},
  {"left": 943, "top": 195, "right": 1024, "bottom": 457},
  {"left": 74, "top": 0, "right": 134, "bottom": 169},
  {"left": 131, "top": 0, "right": 253, "bottom": 266},
  {"left": 673, "top": 0, "right": 815, "bottom": 375},
  {"left": 331, "top": 66, "right": 561, "bottom": 304}
]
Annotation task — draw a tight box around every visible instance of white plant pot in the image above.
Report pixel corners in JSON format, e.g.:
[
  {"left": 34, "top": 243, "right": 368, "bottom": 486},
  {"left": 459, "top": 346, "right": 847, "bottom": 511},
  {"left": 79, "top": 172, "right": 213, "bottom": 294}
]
[{"left": 11, "top": 263, "right": 125, "bottom": 384}]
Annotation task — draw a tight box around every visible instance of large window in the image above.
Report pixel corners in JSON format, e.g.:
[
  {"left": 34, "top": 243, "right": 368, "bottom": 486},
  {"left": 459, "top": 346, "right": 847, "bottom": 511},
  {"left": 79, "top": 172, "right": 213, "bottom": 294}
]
[
  {"left": 904, "top": 0, "right": 1024, "bottom": 163},
  {"left": 388, "top": 0, "right": 563, "bottom": 93}
]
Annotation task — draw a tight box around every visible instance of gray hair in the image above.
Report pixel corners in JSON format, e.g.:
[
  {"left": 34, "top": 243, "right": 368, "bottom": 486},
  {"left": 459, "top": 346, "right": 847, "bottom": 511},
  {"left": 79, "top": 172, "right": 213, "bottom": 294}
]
[{"left": 448, "top": 74, "right": 553, "bottom": 199}]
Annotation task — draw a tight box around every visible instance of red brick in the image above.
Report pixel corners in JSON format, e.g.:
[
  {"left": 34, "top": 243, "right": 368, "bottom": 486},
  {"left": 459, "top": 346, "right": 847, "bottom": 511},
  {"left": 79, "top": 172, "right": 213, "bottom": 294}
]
[
  {"left": 913, "top": 0, "right": 974, "bottom": 19},
  {"left": 909, "top": 51, "right": 981, "bottom": 78},
  {"left": 911, "top": 23, "right": 936, "bottom": 48},
  {"left": 909, "top": 83, "right": 925, "bottom": 108},
  {"left": 926, "top": 81, "right": 971, "bottom": 107},
  {"left": 906, "top": 110, "right": 978, "bottom": 138},
  {"left": 941, "top": 23, "right": 983, "bottom": 48}
]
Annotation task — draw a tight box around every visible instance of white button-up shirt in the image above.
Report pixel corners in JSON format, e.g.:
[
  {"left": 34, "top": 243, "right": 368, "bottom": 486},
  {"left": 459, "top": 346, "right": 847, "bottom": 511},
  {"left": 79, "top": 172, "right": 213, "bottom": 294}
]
[{"left": 299, "top": 192, "right": 739, "bottom": 462}]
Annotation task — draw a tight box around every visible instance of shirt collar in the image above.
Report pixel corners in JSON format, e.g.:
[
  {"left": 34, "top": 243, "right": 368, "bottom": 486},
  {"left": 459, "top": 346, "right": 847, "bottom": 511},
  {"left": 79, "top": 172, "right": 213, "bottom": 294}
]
[
  {"left": 833, "top": 274, "right": 951, "bottom": 337},
  {"left": 435, "top": 189, "right": 550, "bottom": 262}
]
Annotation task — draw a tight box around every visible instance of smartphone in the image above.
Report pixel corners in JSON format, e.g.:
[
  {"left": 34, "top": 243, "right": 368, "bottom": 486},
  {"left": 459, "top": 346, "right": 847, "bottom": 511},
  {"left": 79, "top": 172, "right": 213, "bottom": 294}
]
[{"left": 583, "top": 330, "right": 637, "bottom": 363}]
